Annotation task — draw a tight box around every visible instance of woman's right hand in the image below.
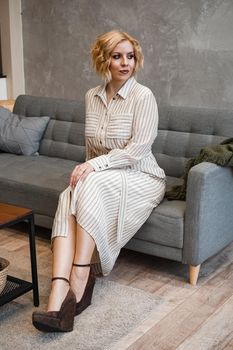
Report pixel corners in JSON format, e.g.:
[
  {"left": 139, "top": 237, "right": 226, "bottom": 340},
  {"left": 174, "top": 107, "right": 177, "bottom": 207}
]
[{"left": 69, "top": 162, "right": 94, "bottom": 188}]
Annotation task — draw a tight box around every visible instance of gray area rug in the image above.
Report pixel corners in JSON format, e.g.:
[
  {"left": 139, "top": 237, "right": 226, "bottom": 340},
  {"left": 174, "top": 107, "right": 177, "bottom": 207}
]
[{"left": 0, "top": 245, "right": 163, "bottom": 350}]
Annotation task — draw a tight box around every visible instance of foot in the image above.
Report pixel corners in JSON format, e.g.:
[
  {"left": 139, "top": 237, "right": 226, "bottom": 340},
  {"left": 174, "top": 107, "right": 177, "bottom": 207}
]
[
  {"left": 70, "top": 266, "right": 90, "bottom": 303},
  {"left": 32, "top": 288, "right": 76, "bottom": 332},
  {"left": 47, "top": 279, "right": 70, "bottom": 312}
]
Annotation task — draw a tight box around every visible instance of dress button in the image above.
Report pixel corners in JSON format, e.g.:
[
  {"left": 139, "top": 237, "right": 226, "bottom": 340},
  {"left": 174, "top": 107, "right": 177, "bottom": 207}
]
[
  {"left": 100, "top": 141, "right": 102, "bottom": 144},
  {"left": 99, "top": 166, "right": 102, "bottom": 169}
]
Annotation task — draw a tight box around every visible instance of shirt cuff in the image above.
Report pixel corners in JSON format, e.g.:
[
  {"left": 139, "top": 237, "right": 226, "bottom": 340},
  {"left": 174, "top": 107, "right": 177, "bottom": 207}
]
[{"left": 87, "top": 155, "right": 110, "bottom": 171}]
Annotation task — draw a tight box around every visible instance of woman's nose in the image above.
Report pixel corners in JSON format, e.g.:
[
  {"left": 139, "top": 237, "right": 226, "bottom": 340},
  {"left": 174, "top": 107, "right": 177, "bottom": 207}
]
[{"left": 121, "top": 56, "right": 128, "bottom": 66}]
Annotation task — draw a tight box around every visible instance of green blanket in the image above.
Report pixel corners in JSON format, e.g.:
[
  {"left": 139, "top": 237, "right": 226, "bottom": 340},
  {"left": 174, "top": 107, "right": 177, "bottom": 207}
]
[{"left": 165, "top": 138, "right": 233, "bottom": 201}]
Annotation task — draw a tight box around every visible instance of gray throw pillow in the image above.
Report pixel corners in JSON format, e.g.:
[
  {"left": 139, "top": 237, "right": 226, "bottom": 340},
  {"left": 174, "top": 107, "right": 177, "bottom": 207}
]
[{"left": 0, "top": 106, "right": 50, "bottom": 155}]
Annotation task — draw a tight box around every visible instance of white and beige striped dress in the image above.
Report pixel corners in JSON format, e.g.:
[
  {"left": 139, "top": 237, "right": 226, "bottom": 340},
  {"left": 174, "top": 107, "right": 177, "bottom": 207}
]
[{"left": 52, "top": 77, "right": 166, "bottom": 276}]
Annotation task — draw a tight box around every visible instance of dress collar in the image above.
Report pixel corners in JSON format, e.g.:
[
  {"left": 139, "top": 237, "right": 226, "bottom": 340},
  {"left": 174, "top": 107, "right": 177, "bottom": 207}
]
[{"left": 95, "top": 76, "right": 137, "bottom": 102}]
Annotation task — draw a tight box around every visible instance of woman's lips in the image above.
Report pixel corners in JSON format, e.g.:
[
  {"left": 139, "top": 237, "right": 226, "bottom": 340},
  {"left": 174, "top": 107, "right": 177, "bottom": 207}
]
[{"left": 119, "top": 70, "right": 129, "bottom": 74}]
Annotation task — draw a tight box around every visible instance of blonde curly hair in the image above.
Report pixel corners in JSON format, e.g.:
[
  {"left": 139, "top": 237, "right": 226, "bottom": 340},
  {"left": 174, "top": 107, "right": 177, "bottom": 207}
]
[{"left": 91, "top": 30, "right": 144, "bottom": 82}]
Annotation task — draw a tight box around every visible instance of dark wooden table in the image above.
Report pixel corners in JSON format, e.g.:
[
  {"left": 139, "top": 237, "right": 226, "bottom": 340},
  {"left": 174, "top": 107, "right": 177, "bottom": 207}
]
[{"left": 0, "top": 203, "right": 39, "bottom": 306}]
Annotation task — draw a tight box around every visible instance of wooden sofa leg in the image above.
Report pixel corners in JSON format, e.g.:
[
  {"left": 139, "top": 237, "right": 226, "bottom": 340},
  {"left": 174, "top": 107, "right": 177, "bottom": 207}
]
[{"left": 189, "top": 264, "right": 201, "bottom": 285}]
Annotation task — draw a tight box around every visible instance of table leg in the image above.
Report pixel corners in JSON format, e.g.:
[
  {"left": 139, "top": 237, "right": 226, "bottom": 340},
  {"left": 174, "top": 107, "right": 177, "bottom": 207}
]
[{"left": 28, "top": 214, "right": 39, "bottom": 306}]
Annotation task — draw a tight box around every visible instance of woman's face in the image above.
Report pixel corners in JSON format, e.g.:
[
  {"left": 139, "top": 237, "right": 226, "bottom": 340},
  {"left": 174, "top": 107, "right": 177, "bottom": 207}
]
[{"left": 109, "top": 40, "right": 135, "bottom": 84}]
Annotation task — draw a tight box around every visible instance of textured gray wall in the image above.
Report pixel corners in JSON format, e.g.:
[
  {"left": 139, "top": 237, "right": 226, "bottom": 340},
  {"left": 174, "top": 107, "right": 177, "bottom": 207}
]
[{"left": 21, "top": 0, "right": 233, "bottom": 108}]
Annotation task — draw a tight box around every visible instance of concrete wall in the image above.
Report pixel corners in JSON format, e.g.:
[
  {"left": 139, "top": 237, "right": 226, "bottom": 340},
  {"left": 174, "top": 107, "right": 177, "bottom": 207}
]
[
  {"left": 0, "top": 0, "right": 25, "bottom": 99},
  {"left": 0, "top": 0, "right": 12, "bottom": 98},
  {"left": 21, "top": 0, "right": 233, "bottom": 108},
  {"left": 0, "top": 28, "right": 3, "bottom": 76}
]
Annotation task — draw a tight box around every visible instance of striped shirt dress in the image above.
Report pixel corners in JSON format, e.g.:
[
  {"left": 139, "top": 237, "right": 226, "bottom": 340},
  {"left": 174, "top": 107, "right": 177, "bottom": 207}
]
[{"left": 51, "top": 77, "right": 166, "bottom": 276}]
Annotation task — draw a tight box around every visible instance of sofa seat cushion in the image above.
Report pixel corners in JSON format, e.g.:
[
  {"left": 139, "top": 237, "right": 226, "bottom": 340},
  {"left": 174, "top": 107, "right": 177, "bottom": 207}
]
[
  {"left": 133, "top": 176, "right": 185, "bottom": 249},
  {"left": 0, "top": 153, "right": 78, "bottom": 217}
]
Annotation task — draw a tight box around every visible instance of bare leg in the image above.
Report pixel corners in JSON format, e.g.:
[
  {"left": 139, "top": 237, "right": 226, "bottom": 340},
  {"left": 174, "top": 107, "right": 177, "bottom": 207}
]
[
  {"left": 70, "top": 223, "right": 96, "bottom": 302},
  {"left": 47, "top": 215, "right": 76, "bottom": 311}
]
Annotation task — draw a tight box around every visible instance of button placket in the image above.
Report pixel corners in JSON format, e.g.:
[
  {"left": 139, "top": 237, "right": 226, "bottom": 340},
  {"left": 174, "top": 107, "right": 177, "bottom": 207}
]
[
  {"left": 97, "top": 107, "right": 106, "bottom": 146},
  {"left": 101, "top": 108, "right": 110, "bottom": 145}
]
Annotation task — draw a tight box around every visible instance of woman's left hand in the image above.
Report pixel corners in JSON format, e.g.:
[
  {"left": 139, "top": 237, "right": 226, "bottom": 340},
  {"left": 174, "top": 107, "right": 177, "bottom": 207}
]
[{"left": 69, "top": 162, "right": 94, "bottom": 188}]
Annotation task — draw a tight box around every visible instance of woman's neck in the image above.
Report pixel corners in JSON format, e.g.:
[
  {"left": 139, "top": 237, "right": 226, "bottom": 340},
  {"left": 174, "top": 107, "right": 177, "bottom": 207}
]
[{"left": 106, "top": 80, "right": 126, "bottom": 103}]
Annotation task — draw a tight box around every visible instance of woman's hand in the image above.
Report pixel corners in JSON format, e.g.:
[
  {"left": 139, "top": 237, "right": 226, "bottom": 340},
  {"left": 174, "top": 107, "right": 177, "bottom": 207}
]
[{"left": 70, "top": 162, "right": 94, "bottom": 188}]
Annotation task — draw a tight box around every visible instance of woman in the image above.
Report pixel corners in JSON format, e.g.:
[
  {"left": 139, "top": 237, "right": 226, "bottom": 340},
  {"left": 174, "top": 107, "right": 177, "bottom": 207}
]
[{"left": 32, "top": 30, "right": 166, "bottom": 332}]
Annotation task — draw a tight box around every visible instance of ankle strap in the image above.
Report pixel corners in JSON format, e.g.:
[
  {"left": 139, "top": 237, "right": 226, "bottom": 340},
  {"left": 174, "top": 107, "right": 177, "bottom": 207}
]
[
  {"left": 51, "top": 277, "right": 70, "bottom": 284},
  {"left": 73, "top": 263, "right": 91, "bottom": 267}
]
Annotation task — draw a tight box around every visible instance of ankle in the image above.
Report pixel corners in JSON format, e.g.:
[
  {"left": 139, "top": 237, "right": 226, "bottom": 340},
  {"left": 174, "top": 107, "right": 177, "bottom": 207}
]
[
  {"left": 51, "top": 280, "right": 69, "bottom": 293},
  {"left": 52, "top": 278, "right": 70, "bottom": 286},
  {"left": 70, "top": 268, "right": 91, "bottom": 300},
  {"left": 47, "top": 283, "right": 70, "bottom": 312}
]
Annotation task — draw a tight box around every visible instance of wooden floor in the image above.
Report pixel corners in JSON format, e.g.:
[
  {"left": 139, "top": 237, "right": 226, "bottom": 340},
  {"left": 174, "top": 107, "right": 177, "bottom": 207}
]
[{"left": 1, "top": 224, "right": 233, "bottom": 349}]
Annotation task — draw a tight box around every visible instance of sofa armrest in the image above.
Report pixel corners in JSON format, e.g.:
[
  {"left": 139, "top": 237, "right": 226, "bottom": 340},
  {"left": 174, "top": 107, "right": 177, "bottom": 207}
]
[{"left": 183, "top": 162, "right": 233, "bottom": 265}]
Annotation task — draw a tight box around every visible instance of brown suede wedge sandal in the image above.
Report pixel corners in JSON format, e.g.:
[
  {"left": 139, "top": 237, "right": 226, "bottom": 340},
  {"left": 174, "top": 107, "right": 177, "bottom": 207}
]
[
  {"left": 73, "top": 263, "right": 96, "bottom": 316},
  {"left": 32, "top": 277, "right": 76, "bottom": 332}
]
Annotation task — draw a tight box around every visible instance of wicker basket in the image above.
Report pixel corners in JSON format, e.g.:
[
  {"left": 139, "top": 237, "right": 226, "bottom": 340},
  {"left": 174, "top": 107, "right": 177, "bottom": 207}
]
[{"left": 0, "top": 257, "right": 10, "bottom": 294}]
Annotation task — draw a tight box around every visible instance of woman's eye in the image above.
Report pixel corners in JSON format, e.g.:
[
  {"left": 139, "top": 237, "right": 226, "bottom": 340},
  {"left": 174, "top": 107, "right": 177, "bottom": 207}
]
[
  {"left": 127, "top": 54, "right": 134, "bottom": 59},
  {"left": 112, "top": 54, "right": 120, "bottom": 59}
]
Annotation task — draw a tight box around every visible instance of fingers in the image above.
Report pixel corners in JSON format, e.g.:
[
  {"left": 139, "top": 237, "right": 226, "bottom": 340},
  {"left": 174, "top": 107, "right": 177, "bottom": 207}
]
[
  {"left": 70, "top": 165, "right": 85, "bottom": 187},
  {"left": 69, "top": 163, "right": 94, "bottom": 187}
]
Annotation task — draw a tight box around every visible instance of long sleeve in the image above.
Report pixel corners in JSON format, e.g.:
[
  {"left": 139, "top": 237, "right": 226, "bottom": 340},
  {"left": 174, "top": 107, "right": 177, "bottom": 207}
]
[{"left": 87, "top": 91, "right": 158, "bottom": 171}]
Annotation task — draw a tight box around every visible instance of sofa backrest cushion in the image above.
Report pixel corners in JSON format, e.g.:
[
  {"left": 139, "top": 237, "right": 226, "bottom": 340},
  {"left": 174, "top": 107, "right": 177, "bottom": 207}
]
[
  {"left": 14, "top": 96, "right": 233, "bottom": 177},
  {"left": 14, "top": 95, "right": 86, "bottom": 162},
  {"left": 154, "top": 106, "right": 233, "bottom": 177}
]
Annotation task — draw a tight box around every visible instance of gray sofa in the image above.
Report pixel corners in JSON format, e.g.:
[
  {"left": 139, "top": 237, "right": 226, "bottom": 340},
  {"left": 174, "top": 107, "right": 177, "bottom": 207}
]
[{"left": 1, "top": 94, "right": 233, "bottom": 284}]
